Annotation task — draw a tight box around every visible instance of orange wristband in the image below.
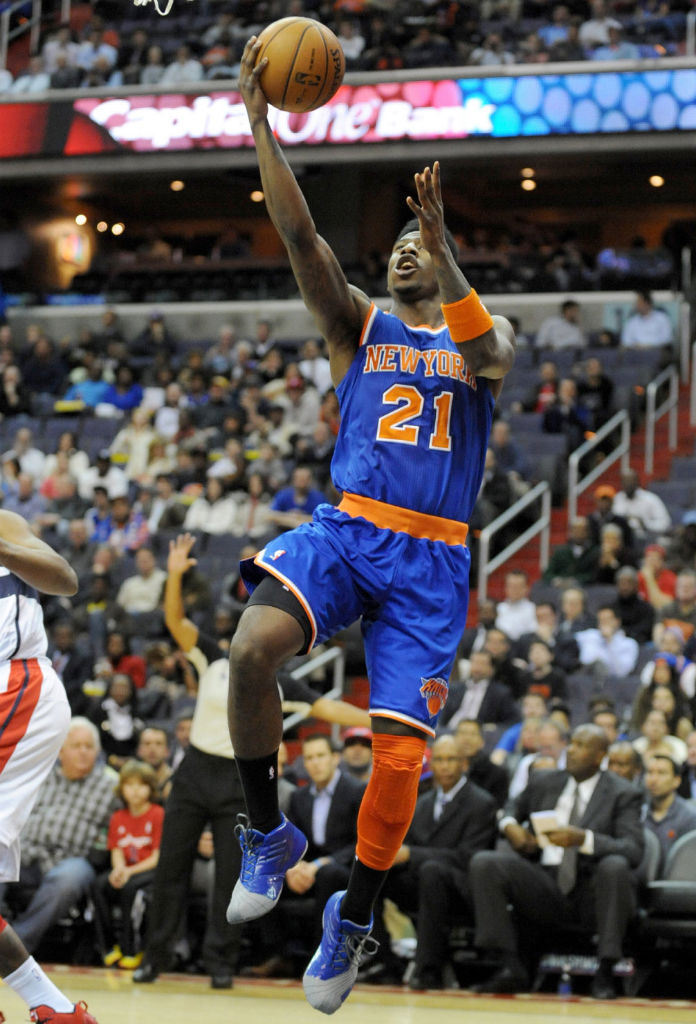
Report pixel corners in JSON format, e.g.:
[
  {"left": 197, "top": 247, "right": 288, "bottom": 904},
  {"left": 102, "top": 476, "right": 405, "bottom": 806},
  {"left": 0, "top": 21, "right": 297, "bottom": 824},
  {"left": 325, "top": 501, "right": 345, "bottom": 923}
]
[{"left": 442, "top": 289, "right": 494, "bottom": 342}]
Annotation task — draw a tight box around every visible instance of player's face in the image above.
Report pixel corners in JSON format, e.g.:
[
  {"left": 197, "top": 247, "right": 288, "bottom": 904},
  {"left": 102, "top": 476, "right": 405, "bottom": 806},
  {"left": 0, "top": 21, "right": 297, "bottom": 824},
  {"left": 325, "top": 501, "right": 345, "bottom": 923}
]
[{"left": 387, "top": 232, "right": 437, "bottom": 301}]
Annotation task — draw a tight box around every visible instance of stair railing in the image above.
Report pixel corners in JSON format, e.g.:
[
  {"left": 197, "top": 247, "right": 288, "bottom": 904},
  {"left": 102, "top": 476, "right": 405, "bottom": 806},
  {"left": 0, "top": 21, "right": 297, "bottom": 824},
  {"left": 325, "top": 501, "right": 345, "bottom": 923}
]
[
  {"left": 645, "top": 365, "right": 679, "bottom": 476},
  {"left": 690, "top": 339, "right": 696, "bottom": 427},
  {"left": 281, "top": 645, "right": 346, "bottom": 746},
  {"left": 567, "top": 410, "right": 631, "bottom": 524},
  {"left": 0, "top": 0, "right": 43, "bottom": 72},
  {"left": 477, "top": 481, "right": 551, "bottom": 602}
]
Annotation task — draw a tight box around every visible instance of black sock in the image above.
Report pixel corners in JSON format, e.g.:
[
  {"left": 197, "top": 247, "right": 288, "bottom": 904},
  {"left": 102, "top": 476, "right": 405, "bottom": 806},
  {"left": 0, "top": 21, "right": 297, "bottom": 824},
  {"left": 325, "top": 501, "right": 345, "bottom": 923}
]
[
  {"left": 501, "top": 951, "right": 526, "bottom": 977},
  {"left": 598, "top": 957, "right": 617, "bottom": 979},
  {"left": 235, "top": 752, "right": 282, "bottom": 834},
  {"left": 340, "top": 859, "right": 389, "bottom": 926}
]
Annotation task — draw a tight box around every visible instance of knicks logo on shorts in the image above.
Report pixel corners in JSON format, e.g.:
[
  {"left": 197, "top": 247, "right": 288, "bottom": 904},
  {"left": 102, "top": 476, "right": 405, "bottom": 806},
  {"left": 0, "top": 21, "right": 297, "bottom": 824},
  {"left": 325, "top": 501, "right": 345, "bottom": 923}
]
[
  {"left": 269, "top": 550, "right": 286, "bottom": 561},
  {"left": 420, "top": 676, "right": 449, "bottom": 718}
]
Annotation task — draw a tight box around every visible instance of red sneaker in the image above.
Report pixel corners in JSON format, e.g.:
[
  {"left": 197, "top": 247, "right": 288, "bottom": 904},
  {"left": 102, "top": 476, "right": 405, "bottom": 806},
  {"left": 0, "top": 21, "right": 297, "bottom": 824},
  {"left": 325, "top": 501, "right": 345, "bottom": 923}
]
[{"left": 30, "top": 1003, "right": 98, "bottom": 1024}]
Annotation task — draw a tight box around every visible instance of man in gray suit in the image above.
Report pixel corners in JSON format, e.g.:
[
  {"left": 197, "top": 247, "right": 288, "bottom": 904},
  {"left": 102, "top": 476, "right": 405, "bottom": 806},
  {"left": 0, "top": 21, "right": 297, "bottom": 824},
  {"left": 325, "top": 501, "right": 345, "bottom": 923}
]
[{"left": 470, "top": 724, "right": 644, "bottom": 999}]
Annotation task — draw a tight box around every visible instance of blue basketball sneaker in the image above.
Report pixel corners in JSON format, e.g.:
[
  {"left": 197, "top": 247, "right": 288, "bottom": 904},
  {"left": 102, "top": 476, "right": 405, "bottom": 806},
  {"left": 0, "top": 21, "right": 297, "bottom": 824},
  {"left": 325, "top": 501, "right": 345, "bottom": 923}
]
[
  {"left": 302, "top": 890, "right": 379, "bottom": 1014},
  {"left": 226, "top": 813, "right": 307, "bottom": 924}
]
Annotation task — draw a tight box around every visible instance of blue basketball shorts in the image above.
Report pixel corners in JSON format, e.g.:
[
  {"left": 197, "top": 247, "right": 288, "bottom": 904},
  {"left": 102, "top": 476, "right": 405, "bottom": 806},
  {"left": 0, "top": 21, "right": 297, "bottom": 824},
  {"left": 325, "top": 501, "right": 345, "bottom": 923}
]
[{"left": 240, "top": 501, "right": 471, "bottom": 736}]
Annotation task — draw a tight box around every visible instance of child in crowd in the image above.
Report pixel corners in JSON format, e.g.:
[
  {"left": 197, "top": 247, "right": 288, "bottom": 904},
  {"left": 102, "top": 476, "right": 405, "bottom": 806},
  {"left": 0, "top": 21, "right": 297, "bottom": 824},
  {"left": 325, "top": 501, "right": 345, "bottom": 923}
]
[{"left": 93, "top": 760, "right": 164, "bottom": 970}]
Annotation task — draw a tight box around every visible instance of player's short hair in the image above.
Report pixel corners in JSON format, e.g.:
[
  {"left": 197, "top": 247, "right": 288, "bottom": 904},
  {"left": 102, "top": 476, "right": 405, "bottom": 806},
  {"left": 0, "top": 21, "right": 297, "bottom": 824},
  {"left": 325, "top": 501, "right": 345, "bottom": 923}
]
[{"left": 395, "top": 218, "right": 459, "bottom": 261}]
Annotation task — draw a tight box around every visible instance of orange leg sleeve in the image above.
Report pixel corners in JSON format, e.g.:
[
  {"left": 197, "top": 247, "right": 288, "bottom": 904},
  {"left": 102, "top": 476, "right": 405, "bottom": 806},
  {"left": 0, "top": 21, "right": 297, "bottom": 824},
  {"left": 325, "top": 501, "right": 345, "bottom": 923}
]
[{"left": 355, "top": 733, "right": 427, "bottom": 871}]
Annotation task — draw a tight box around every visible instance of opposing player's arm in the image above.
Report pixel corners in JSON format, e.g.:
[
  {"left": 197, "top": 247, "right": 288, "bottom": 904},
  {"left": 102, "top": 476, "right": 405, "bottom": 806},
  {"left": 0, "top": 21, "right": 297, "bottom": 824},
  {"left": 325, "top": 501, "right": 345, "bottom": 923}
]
[
  {"left": 239, "top": 37, "right": 370, "bottom": 385},
  {"left": 0, "top": 510, "right": 77, "bottom": 595}
]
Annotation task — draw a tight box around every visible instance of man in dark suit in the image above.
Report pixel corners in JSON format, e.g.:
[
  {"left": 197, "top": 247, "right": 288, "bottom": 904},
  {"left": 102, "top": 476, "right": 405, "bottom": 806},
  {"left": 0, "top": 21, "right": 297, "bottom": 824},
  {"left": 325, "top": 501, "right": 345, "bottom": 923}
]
[
  {"left": 364, "top": 734, "right": 497, "bottom": 988},
  {"left": 245, "top": 732, "right": 364, "bottom": 976},
  {"left": 470, "top": 724, "right": 644, "bottom": 999},
  {"left": 453, "top": 719, "right": 509, "bottom": 808},
  {"left": 48, "top": 619, "right": 94, "bottom": 715},
  {"left": 439, "top": 650, "right": 519, "bottom": 733}
]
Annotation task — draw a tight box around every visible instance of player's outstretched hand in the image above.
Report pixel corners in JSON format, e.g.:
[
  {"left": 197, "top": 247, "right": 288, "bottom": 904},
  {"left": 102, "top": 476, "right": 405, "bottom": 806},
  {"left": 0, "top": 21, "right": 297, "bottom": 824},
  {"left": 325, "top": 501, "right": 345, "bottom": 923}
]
[
  {"left": 240, "top": 37, "right": 269, "bottom": 127},
  {"left": 405, "top": 161, "right": 448, "bottom": 258},
  {"left": 168, "top": 533, "right": 198, "bottom": 576}
]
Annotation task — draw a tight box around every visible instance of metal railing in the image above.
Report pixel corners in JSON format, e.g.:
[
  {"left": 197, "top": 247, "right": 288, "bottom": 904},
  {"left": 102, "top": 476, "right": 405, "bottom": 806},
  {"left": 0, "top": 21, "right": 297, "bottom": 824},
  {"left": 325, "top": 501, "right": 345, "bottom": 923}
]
[
  {"left": 281, "top": 645, "right": 346, "bottom": 745},
  {"left": 477, "top": 481, "right": 551, "bottom": 602},
  {"left": 691, "top": 339, "right": 696, "bottom": 427},
  {"left": 567, "top": 410, "right": 631, "bottom": 524},
  {"left": 0, "top": 0, "right": 42, "bottom": 72},
  {"left": 645, "top": 365, "right": 679, "bottom": 475},
  {"left": 680, "top": 300, "right": 692, "bottom": 383}
]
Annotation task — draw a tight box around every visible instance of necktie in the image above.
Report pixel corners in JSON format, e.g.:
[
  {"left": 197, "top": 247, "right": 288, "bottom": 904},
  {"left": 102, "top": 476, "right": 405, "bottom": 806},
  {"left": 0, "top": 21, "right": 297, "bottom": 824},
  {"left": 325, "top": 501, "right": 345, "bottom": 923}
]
[
  {"left": 433, "top": 793, "right": 446, "bottom": 822},
  {"left": 557, "top": 783, "right": 582, "bottom": 896}
]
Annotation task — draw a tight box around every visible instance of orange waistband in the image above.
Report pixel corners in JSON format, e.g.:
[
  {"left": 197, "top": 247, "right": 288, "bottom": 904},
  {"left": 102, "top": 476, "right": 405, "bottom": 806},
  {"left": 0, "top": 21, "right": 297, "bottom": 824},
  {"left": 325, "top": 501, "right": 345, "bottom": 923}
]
[{"left": 338, "top": 492, "right": 468, "bottom": 546}]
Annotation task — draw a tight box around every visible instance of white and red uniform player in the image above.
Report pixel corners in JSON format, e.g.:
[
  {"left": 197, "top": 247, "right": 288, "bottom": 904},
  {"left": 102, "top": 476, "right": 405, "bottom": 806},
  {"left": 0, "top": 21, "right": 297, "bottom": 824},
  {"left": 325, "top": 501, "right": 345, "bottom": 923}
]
[{"left": 0, "top": 510, "right": 98, "bottom": 1024}]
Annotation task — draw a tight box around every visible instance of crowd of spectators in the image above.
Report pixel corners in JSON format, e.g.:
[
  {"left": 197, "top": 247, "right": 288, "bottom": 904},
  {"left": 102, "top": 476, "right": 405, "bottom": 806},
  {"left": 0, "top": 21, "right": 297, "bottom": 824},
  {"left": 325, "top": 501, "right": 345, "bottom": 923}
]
[
  {"left": 0, "top": 286, "right": 694, "bottom": 993},
  {"left": 0, "top": 0, "right": 692, "bottom": 94}
]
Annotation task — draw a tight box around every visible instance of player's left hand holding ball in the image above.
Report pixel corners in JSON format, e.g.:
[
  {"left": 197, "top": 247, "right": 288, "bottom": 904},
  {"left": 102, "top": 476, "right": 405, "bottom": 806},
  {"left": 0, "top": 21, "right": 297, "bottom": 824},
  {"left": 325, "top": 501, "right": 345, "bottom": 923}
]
[{"left": 240, "top": 37, "right": 268, "bottom": 126}]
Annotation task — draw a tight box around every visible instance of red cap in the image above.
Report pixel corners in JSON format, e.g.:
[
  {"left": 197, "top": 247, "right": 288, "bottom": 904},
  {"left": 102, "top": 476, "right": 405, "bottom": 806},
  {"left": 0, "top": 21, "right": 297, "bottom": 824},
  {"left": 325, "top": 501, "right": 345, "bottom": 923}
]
[{"left": 343, "top": 727, "right": 373, "bottom": 744}]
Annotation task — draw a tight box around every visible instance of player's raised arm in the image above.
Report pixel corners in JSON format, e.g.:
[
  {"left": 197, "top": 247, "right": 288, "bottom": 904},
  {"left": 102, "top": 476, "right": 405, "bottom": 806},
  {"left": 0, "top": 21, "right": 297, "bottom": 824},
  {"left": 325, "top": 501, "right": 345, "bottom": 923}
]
[
  {"left": 0, "top": 510, "right": 77, "bottom": 595},
  {"left": 407, "top": 162, "right": 516, "bottom": 381},
  {"left": 239, "top": 37, "right": 369, "bottom": 382}
]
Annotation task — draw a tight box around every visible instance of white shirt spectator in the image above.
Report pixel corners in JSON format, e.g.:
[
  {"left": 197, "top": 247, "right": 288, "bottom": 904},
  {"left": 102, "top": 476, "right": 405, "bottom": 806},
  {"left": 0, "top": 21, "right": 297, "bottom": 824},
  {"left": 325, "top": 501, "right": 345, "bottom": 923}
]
[
  {"left": 299, "top": 354, "right": 333, "bottom": 396},
  {"left": 495, "top": 598, "right": 538, "bottom": 641},
  {"left": 10, "top": 59, "right": 50, "bottom": 94},
  {"left": 0, "top": 69, "right": 13, "bottom": 92},
  {"left": 183, "top": 493, "right": 238, "bottom": 534},
  {"left": 579, "top": 13, "right": 620, "bottom": 48},
  {"left": 576, "top": 624, "right": 638, "bottom": 676},
  {"left": 116, "top": 566, "right": 166, "bottom": 613},
  {"left": 535, "top": 314, "right": 586, "bottom": 351},
  {"left": 160, "top": 46, "right": 204, "bottom": 85},
  {"left": 621, "top": 308, "right": 673, "bottom": 348},
  {"left": 76, "top": 35, "right": 117, "bottom": 71},
  {"left": 613, "top": 486, "right": 671, "bottom": 535},
  {"left": 42, "top": 32, "right": 80, "bottom": 73},
  {"left": 78, "top": 464, "right": 129, "bottom": 501}
]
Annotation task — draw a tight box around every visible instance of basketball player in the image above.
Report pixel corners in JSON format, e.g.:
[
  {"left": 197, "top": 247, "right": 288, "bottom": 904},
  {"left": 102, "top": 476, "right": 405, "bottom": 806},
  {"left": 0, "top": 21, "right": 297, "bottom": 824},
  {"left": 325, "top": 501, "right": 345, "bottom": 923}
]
[
  {"left": 229, "top": 36, "right": 516, "bottom": 1015},
  {"left": 0, "top": 510, "right": 97, "bottom": 1024}
]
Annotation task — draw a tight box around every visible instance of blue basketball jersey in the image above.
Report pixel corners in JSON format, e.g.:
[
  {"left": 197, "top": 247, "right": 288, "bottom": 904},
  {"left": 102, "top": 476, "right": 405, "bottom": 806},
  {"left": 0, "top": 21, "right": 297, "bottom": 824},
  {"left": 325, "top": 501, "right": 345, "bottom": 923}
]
[{"left": 331, "top": 304, "right": 495, "bottom": 524}]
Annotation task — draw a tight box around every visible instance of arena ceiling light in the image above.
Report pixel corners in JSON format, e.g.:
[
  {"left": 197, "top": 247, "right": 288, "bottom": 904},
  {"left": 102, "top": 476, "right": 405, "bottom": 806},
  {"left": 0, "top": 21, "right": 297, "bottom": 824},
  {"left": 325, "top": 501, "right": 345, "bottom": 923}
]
[{"left": 649, "top": 175, "right": 665, "bottom": 188}]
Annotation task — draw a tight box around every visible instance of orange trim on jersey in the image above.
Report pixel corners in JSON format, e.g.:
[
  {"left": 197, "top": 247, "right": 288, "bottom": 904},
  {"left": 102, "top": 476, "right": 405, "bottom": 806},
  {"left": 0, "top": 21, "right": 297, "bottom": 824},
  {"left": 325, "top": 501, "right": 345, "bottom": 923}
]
[
  {"left": 358, "top": 303, "right": 378, "bottom": 347},
  {"left": 253, "top": 555, "right": 318, "bottom": 651},
  {"left": 0, "top": 659, "right": 43, "bottom": 775},
  {"left": 338, "top": 492, "right": 468, "bottom": 546}
]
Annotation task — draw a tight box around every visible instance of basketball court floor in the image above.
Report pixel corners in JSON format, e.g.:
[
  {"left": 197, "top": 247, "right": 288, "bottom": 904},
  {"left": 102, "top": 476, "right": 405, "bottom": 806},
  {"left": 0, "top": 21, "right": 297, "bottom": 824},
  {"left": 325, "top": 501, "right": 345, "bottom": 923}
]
[{"left": 5, "top": 968, "right": 696, "bottom": 1024}]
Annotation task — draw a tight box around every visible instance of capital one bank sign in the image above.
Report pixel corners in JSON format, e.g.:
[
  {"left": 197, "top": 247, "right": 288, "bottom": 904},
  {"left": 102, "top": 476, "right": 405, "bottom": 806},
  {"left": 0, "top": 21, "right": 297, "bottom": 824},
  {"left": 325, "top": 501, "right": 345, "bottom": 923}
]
[
  {"left": 74, "top": 70, "right": 696, "bottom": 153},
  {"left": 76, "top": 81, "right": 495, "bottom": 151},
  {"left": 0, "top": 70, "right": 693, "bottom": 160}
]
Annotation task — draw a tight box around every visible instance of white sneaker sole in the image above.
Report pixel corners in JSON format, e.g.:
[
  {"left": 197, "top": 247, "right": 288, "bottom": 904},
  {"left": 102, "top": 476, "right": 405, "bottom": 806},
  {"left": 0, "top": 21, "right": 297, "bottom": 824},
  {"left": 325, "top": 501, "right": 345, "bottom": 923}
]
[{"left": 303, "top": 969, "right": 356, "bottom": 1015}]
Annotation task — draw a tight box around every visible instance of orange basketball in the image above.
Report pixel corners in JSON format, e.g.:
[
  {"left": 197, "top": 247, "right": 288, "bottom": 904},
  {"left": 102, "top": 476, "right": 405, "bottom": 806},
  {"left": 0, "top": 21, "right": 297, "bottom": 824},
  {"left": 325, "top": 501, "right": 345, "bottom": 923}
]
[{"left": 254, "top": 17, "right": 346, "bottom": 113}]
